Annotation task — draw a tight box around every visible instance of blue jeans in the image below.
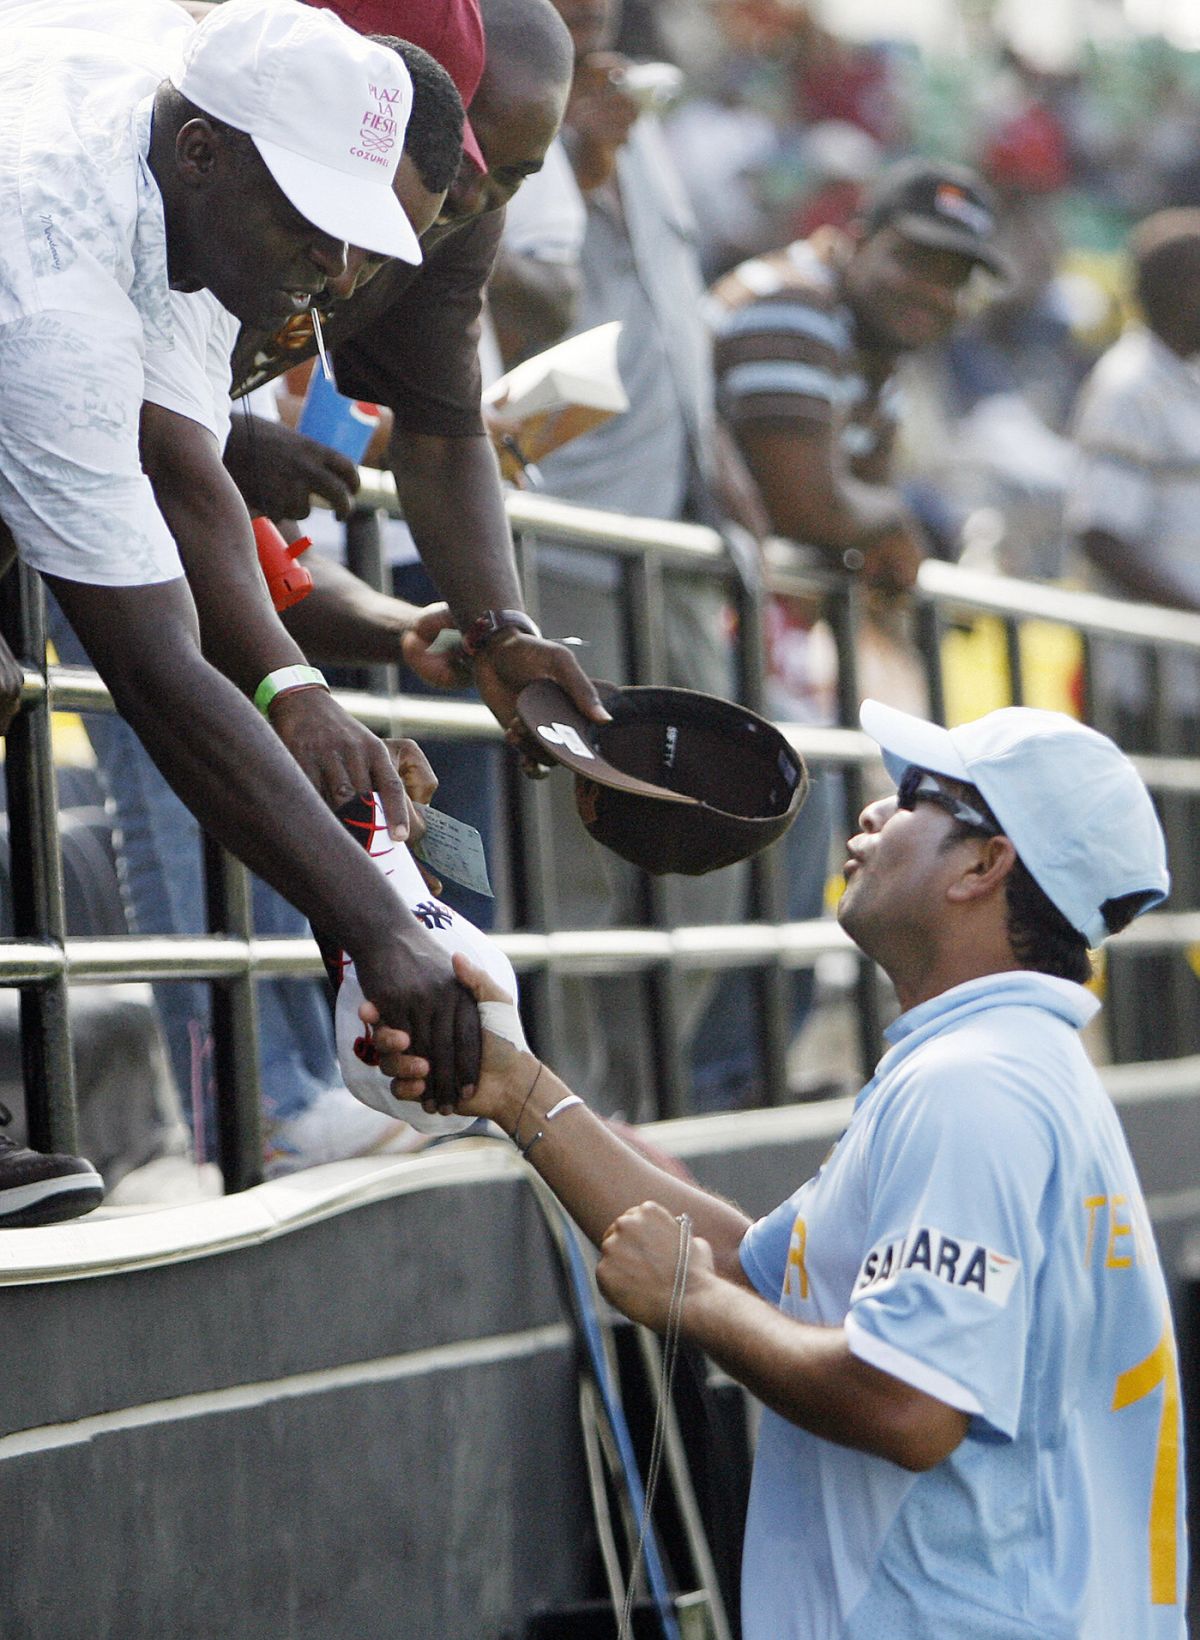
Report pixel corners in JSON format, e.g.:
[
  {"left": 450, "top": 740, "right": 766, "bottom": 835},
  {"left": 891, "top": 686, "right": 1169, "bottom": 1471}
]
[{"left": 47, "top": 598, "right": 339, "bottom": 1159}]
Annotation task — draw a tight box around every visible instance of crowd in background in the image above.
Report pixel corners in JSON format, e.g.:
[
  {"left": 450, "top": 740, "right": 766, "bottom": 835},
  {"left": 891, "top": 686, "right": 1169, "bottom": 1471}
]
[{"left": 625, "top": 0, "right": 1200, "bottom": 585}]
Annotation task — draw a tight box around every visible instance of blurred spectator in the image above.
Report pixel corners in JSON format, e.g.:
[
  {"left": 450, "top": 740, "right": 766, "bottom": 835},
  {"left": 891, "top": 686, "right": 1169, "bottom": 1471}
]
[
  {"left": 1068, "top": 209, "right": 1200, "bottom": 613},
  {"left": 535, "top": 51, "right": 716, "bottom": 520},
  {"left": 976, "top": 49, "right": 1073, "bottom": 201},
  {"left": 711, "top": 157, "right": 1008, "bottom": 614},
  {"left": 899, "top": 190, "right": 1090, "bottom": 583},
  {"left": 663, "top": 93, "right": 779, "bottom": 281},
  {"left": 791, "top": 27, "right": 903, "bottom": 148},
  {"left": 783, "top": 119, "right": 882, "bottom": 240},
  {"left": 1065, "top": 208, "right": 1200, "bottom": 738},
  {"left": 485, "top": 135, "right": 586, "bottom": 367}
]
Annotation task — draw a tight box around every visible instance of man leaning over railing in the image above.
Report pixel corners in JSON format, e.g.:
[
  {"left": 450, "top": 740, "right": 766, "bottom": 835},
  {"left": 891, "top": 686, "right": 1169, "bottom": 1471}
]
[
  {"left": 0, "top": 0, "right": 481, "bottom": 1223},
  {"left": 57, "top": 0, "right": 615, "bottom": 1179}
]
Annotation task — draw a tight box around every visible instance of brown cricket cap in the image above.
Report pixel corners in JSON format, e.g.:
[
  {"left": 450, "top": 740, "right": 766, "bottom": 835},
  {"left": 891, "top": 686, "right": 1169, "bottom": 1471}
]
[{"left": 517, "top": 679, "right": 808, "bottom": 875}]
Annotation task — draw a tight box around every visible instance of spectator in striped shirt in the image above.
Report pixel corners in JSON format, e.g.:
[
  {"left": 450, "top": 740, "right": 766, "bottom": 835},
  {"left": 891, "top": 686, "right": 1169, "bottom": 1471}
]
[{"left": 709, "top": 157, "right": 1010, "bottom": 620}]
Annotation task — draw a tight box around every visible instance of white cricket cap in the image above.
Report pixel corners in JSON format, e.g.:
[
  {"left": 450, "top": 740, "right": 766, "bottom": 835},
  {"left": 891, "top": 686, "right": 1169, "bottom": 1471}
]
[
  {"left": 860, "top": 700, "right": 1169, "bottom": 947},
  {"left": 175, "top": 0, "right": 421, "bottom": 265}
]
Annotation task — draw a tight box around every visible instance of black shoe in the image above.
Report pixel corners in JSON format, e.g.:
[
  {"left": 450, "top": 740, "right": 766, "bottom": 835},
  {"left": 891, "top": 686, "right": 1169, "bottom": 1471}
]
[{"left": 0, "top": 1105, "right": 104, "bottom": 1228}]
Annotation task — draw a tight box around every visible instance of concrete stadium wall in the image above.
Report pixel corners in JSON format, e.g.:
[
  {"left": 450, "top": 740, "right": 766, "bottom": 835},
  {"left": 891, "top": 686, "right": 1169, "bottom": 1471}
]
[{"left": 1, "top": 1085, "right": 1197, "bottom": 1640}]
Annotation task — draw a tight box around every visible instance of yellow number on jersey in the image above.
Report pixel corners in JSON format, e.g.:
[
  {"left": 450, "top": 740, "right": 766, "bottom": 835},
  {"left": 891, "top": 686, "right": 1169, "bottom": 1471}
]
[
  {"left": 1111, "top": 1315, "right": 1181, "bottom": 1605},
  {"left": 784, "top": 1215, "right": 808, "bottom": 1301}
]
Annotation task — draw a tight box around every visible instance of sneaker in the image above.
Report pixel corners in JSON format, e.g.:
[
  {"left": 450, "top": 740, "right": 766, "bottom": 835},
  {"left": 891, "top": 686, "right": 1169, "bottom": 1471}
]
[
  {"left": 0, "top": 1105, "right": 104, "bottom": 1228},
  {"left": 264, "top": 1083, "right": 428, "bottom": 1178}
]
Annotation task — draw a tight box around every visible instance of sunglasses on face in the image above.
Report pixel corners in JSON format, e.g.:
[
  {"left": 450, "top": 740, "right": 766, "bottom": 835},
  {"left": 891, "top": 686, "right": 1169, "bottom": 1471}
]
[{"left": 896, "top": 767, "right": 1001, "bottom": 835}]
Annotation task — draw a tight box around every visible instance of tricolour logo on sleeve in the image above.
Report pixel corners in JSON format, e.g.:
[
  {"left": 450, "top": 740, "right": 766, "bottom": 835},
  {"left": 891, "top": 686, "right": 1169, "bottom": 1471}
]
[{"left": 853, "top": 1225, "right": 1020, "bottom": 1309}]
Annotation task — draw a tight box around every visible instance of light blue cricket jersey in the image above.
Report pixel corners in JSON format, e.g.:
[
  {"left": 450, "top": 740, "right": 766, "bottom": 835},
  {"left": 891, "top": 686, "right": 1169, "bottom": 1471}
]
[{"left": 739, "top": 971, "right": 1187, "bottom": 1639}]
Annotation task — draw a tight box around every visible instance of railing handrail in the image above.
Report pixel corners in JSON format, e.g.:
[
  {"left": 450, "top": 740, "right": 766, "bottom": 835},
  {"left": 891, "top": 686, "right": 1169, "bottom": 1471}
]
[
  {"left": 353, "top": 467, "right": 1200, "bottom": 650},
  {"left": 7, "top": 485, "right": 1200, "bottom": 1172},
  {"left": 916, "top": 557, "right": 1200, "bottom": 647}
]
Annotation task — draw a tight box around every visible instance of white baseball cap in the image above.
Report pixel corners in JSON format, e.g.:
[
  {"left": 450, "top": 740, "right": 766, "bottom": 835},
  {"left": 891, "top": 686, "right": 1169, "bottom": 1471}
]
[
  {"left": 860, "top": 700, "right": 1169, "bottom": 946},
  {"left": 175, "top": 0, "right": 421, "bottom": 264}
]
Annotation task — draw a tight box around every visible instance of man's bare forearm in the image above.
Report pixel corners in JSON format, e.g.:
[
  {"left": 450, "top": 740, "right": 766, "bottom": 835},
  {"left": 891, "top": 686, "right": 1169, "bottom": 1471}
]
[
  {"left": 389, "top": 428, "right": 609, "bottom": 738},
  {"left": 48, "top": 577, "right": 404, "bottom": 949},
  {"left": 282, "top": 554, "right": 422, "bottom": 664},
  {"left": 737, "top": 423, "right": 912, "bottom": 559},
  {"left": 774, "top": 470, "right": 911, "bottom": 558},
  {"left": 455, "top": 1044, "right": 753, "bottom": 1279},
  {"left": 1079, "top": 527, "right": 1200, "bottom": 612},
  {"left": 487, "top": 249, "right": 580, "bottom": 366},
  {"left": 680, "top": 1271, "right": 968, "bottom": 1471},
  {"left": 391, "top": 429, "right": 524, "bottom": 622},
  {"left": 141, "top": 402, "right": 304, "bottom": 693}
]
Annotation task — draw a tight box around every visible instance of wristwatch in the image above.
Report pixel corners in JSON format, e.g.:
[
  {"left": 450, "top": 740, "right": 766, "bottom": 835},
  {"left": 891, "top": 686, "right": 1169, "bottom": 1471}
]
[{"left": 460, "top": 609, "right": 542, "bottom": 658}]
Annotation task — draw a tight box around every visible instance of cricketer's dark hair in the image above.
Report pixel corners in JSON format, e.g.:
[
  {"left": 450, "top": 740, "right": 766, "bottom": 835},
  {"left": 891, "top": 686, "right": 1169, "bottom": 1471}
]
[
  {"left": 1002, "top": 855, "right": 1093, "bottom": 985},
  {"left": 370, "top": 36, "right": 465, "bottom": 196},
  {"left": 937, "top": 779, "right": 1091, "bottom": 983},
  {"left": 940, "top": 781, "right": 1157, "bottom": 984}
]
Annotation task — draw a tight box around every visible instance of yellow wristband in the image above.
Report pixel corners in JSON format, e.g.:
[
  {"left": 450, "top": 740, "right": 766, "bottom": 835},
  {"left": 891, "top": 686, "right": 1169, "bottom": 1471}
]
[{"left": 253, "top": 665, "right": 329, "bottom": 716}]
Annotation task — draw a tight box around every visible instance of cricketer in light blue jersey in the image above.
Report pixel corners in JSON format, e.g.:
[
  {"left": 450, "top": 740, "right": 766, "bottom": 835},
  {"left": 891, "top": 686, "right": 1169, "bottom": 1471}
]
[
  {"left": 741, "top": 967, "right": 1186, "bottom": 1637},
  {"left": 369, "top": 696, "right": 1187, "bottom": 1640}
]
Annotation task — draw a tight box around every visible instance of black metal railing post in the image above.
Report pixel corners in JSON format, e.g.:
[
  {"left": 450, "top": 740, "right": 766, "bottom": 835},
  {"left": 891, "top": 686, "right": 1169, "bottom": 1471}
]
[
  {"left": 627, "top": 549, "right": 689, "bottom": 1119},
  {"left": 0, "top": 565, "right": 79, "bottom": 1154},
  {"left": 509, "top": 526, "right": 576, "bottom": 1068},
  {"left": 203, "top": 839, "right": 264, "bottom": 1191},
  {"left": 736, "top": 558, "right": 791, "bottom": 1105},
  {"left": 827, "top": 574, "right": 884, "bottom": 1080}
]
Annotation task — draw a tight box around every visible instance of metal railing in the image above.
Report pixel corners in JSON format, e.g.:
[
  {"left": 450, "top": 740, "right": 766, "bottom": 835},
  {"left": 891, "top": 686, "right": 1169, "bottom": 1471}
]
[{"left": 3, "top": 481, "right": 1199, "bottom": 1190}]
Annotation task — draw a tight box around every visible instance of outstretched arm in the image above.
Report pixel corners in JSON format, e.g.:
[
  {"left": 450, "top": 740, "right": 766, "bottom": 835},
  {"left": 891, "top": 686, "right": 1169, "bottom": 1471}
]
[
  {"left": 370, "top": 953, "right": 968, "bottom": 1470},
  {"left": 736, "top": 420, "right": 925, "bottom": 592},
  {"left": 487, "top": 245, "right": 579, "bottom": 366},
  {"left": 367, "top": 951, "right": 754, "bottom": 1275},
  {"left": 48, "top": 572, "right": 479, "bottom": 1105},
  {"left": 390, "top": 427, "right": 611, "bottom": 750},
  {"left": 139, "top": 401, "right": 416, "bottom": 831}
]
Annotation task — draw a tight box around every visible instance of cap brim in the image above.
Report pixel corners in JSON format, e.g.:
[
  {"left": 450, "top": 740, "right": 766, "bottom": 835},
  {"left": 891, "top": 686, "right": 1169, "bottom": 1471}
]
[
  {"left": 254, "top": 137, "right": 423, "bottom": 265},
  {"left": 892, "top": 212, "right": 1013, "bottom": 283},
  {"left": 461, "top": 117, "right": 486, "bottom": 175},
  {"left": 516, "top": 679, "right": 696, "bottom": 804},
  {"left": 859, "top": 699, "right": 971, "bottom": 788}
]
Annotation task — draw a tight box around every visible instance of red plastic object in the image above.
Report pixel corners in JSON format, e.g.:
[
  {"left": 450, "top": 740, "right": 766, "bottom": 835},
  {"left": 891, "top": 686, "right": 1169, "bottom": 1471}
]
[{"left": 252, "top": 515, "right": 314, "bottom": 612}]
